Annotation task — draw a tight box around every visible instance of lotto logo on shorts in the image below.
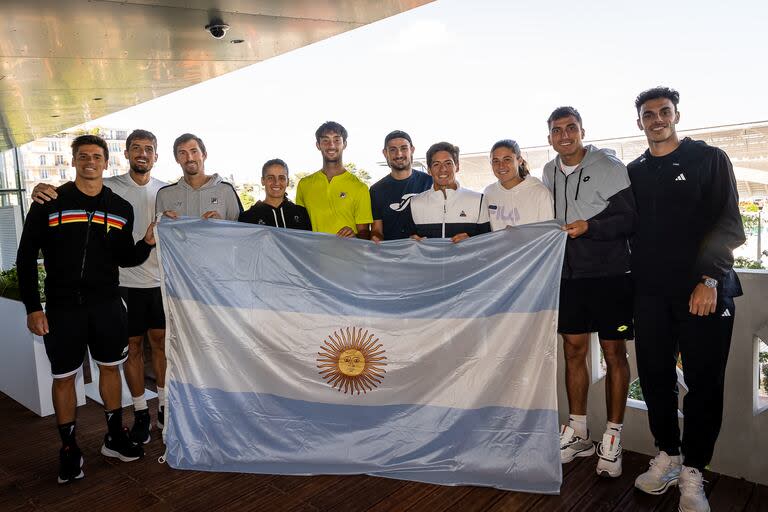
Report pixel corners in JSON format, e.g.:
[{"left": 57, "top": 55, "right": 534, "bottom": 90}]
[{"left": 617, "top": 325, "right": 629, "bottom": 332}]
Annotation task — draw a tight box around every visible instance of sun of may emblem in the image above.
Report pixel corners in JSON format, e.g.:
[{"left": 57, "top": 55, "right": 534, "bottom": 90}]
[{"left": 317, "top": 327, "right": 387, "bottom": 394}]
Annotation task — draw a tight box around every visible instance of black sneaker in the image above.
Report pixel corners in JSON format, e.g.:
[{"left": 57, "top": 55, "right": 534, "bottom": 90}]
[
  {"left": 101, "top": 428, "right": 144, "bottom": 462},
  {"left": 58, "top": 445, "right": 84, "bottom": 484},
  {"left": 157, "top": 406, "right": 164, "bottom": 430},
  {"left": 130, "top": 409, "right": 151, "bottom": 445}
]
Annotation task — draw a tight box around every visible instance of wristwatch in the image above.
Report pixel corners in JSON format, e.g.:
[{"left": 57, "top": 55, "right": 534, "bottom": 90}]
[{"left": 700, "top": 277, "right": 718, "bottom": 288}]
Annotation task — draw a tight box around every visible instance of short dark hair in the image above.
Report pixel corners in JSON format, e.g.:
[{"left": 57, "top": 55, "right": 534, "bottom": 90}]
[
  {"left": 262, "top": 158, "right": 289, "bottom": 177},
  {"left": 547, "top": 106, "right": 582, "bottom": 129},
  {"left": 72, "top": 134, "right": 108, "bottom": 161},
  {"left": 490, "top": 139, "right": 530, "bottom": 179},
  {"left": 173, "top": 133, "right": 207, "bottom": 157},
  {"left": 126, "top": 129, "right": 157, "bottom": 151},
  {"left": 426, "top": 142, "right": 459, "bottom": 168},
  {"left": 315, "top": 121, "right": 348, "bottom": 143},
  {"left": 383, "top": 130, "right": 413, "bottom": 148},
  {"left": 634, "top": 86, "right": 680, "bottom": 114}
]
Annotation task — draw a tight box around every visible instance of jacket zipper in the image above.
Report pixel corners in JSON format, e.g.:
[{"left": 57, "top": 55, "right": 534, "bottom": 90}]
[
  {"left": 442, "top": 201, "right": 446, "bottom": 238},
  {"left": 78, "top": 211, "right": 94, "bottom": 303}
]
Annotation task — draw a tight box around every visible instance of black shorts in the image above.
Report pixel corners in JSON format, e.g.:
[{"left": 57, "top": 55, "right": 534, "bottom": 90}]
[
  {"left": 44, "top": 297, "right": 129, "bottom": 378},
  {"left": 119, "top": 286, "right": 166, "bottom": 337},
  {"left": 558, "top": 274, "right": 634, "bottom": 340}
]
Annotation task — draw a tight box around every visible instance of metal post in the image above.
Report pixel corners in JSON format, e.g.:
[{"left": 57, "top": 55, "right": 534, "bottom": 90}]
[
  {"left": 13, "top": 147, "right": 26, "bottom": 222},
  {"left": 757, "top": 203, "right": 763, "bottom": 265}
]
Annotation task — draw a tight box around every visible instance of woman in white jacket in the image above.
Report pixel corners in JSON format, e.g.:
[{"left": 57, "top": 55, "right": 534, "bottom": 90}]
[{"left": 483, "top": 139, "right": 554, "bottom": 230}]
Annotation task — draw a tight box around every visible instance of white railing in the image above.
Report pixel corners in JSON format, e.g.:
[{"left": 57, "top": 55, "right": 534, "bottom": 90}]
[{"left": 556, "top": 269, "right": 768, "bottom": 485}]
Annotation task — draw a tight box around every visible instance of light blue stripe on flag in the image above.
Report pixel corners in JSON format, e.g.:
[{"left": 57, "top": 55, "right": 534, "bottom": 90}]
[
  {"left": 157, "top": 219, "right": 565, "bottom": 318},
  {"left": 165, "top": 382, "right": 562, "bottom": 494}
]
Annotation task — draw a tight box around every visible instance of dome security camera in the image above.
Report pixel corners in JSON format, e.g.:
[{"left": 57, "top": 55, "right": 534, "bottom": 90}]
[{"left": 205, "top": 21, "right": 230, "bottom": 39}]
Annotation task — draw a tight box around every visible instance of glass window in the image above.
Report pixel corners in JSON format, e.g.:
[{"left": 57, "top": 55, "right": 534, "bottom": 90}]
[{"left": 757, "top": 336, "right": 768, "bottom": 414}]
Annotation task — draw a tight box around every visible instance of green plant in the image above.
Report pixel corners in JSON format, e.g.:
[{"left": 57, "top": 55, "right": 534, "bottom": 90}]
[
  {"left": 0, "top": 265, "right": 46, "bottom": 302},
  {"left": 741, "top": 213, "right": 759, "bottom": 235},
  {"left": 763, "top": 363, "right": 768, "bottom": 392},
  {"left": 734, "top": 256, "right": 764, "bottom": 269},
  {"left": 344, "top": 162, "right": 372, "bottom": 185},
  {"left": 628, "top": 378, "right": 644, "bottom": 401},
  {"left": 237, "top": 183, "right": 257, "bottom": 210}
]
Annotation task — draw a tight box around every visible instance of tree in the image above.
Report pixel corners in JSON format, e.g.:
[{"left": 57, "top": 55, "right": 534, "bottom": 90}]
[
  {"left": 287, "top": 172, "right": 311, "bottom": 199},
  {"left": 286, "top": 163, "right": 371, "bottom": 199},
  {"left": 237, "top": 183, "right": 259, "bottom": 211},
  {"left": 344, "top": 162, "right": 371, "bottom": 185},
  {"left": 71, "top": 127, "right": 104, "bottom": 137},
  {"left": 741, "top": 213, "right": 759, "bottom": 235}
]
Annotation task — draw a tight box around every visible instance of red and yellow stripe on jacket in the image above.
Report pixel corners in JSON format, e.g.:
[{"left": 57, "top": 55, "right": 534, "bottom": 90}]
[{"left": 48, "top": 210, "right": 127, "bottom": 232}]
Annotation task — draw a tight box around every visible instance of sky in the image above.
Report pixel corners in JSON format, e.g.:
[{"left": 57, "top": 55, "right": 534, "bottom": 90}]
[{"left": 85, "top": 0, "right": 768, "bottom": 185}]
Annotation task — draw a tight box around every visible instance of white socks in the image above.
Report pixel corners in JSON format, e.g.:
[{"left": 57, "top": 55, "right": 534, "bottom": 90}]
[
  {"left": 569, "top": 414, "right": 588, "bottom": 438},
  {"left": 605, "top": 421, "right": 623, "bottom": 442},
  {"left": 568, "top": 417, "right": 623, "bottom": 441},
  {"left": 132, "top": 394, "right": 148, "bottom": 412}
]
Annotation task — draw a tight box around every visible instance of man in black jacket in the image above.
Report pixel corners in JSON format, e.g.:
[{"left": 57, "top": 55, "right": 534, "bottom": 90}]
[
  {"left": 629, "top": 87, "right": 745, "bottom": 512},
  {"left": 238, "top": 159, "right": 311, "bottom": 230},
  {"left": 16, "top": 135, "right": 156, "bottom": 484}
]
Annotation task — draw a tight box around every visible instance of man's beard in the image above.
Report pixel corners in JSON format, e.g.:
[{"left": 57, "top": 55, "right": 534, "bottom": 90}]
[
  {"left": 130, "top": 164, "right": 151, "bottom": 174},
  {"left": 389, "top": 160, "right": 410, "bottom": 171}
]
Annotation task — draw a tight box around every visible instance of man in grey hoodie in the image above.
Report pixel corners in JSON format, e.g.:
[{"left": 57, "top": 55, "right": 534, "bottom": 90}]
[
  {"left": 541, "top": 106, "right": 636, "bottom": 478},
  {"left": 156, "top": 133, "right": 242, "bottom": 221}
]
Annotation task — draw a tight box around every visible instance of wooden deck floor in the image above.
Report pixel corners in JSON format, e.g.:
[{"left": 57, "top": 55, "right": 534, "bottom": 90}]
[{"left": 1, "top": 390, "right": 765, "bottom": 512}]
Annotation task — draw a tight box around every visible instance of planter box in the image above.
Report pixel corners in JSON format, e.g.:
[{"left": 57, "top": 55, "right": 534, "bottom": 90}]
[{"left": 0, "top": 296, "right": 85, "bottom": 416}]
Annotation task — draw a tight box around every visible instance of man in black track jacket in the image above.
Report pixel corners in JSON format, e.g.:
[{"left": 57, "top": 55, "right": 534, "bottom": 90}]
[
  {"left": 541, "top": 106, "right": 636, "bottom": 479},
  {"left": 629, "top": 87, "right": 745, "bottom": 512},
  {"left": 238, "top": 159, "right": 312, "bottom": 230},
  {"left": 16, "top": 135, "right": 156, "bottom": 484}
]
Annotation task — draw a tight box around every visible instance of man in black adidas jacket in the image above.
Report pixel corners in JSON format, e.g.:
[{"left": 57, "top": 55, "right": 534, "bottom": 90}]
[
  {"left": 629, "top": 87, "right": 745, "bottom": 512},
  {"left": 16, "top": 135, "right": 156, "bottom": 484}
]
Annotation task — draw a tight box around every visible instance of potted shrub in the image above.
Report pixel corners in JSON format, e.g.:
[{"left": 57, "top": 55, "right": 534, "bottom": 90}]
[{"left": 0, "top": 265, "right": 85, "bottom": 416}]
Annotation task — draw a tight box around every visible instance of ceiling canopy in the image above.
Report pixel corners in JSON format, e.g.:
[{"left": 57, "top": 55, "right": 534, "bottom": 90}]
[{"left": 0, "top": 0, "right": 432, "bottom": 150}]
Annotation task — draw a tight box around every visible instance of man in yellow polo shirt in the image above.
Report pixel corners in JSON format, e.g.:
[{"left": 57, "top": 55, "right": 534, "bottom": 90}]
[{"left": 296, "top": 121, "right": 372, "bottom": 239}]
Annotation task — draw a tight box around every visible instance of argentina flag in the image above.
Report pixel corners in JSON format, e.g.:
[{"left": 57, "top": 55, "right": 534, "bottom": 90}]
[{"left": 156, "top": 219, "right": 566, "bottom": 494}]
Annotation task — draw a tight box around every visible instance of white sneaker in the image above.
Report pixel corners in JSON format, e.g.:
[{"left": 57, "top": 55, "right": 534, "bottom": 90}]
[
  {"left": 678, "top": 466, "right": 710, "bottom": 512},
  {"left": 560, "top": 425, "right": 595, "bottom": 463},
  {"left": 596, "top": 433, "right": 622, "bottom": 477},
  {"left": 635, "top": 451, "right": 682, "bottom": 495}
]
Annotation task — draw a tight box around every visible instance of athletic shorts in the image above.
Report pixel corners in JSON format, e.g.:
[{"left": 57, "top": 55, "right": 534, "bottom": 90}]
[
  {"left": 43, "top": 296, "right": 129, "bottom": 378},
  {"left": 557, "top": 274, "right": 635, "bottom": 340},
  {"left": 119, "top": 286, "right": 166, "bottom": 337}
]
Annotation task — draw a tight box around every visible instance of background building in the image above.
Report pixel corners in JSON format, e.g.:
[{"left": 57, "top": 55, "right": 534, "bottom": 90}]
[{"left": 422, "top": 120, "right": 768, "bottom": 200}]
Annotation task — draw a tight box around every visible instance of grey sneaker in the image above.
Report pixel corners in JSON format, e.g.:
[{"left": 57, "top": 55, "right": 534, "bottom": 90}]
[
  {"left": 560, "top": 425, "right": 595, "bottom": 463},
  {"left": 678, "top": 466, "right": 710, "bottom": 512},
  {"left": 635, "top": 451, "right": 682, "bottom": 495}
]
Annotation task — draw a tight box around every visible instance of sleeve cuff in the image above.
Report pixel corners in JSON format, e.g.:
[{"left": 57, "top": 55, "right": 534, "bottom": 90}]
[{"left": 24, "top": 302, "right": 43, "bottom": 315}]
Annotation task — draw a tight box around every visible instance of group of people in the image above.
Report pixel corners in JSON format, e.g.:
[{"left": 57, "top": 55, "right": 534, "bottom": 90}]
[{"left": 16, "top": 86, "right": 744, "bottom": 512}]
